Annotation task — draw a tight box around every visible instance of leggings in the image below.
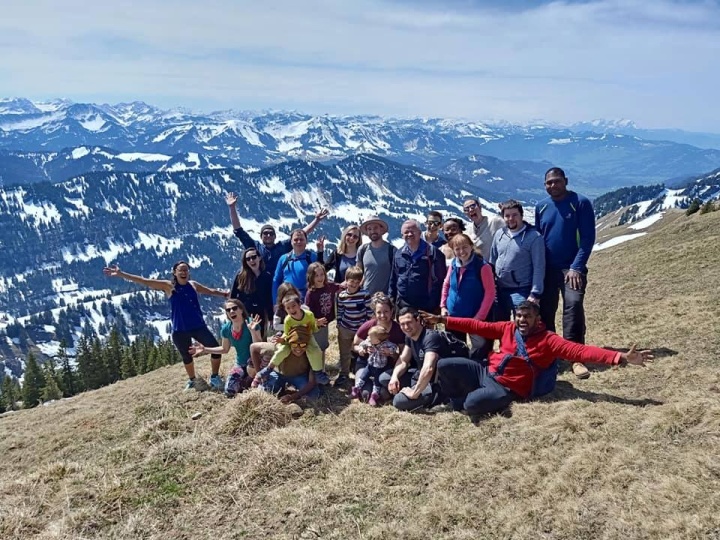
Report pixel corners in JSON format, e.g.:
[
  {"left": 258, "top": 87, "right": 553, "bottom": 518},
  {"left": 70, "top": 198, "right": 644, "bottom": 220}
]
[{"left": 172, "top": 326, "right": 221, "bottom": 365}]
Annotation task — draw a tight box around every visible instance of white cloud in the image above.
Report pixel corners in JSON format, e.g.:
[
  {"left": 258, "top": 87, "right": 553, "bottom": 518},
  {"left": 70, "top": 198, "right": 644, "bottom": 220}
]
[{"left": 1, "top": 0, "right": 719, "bottom": 130}]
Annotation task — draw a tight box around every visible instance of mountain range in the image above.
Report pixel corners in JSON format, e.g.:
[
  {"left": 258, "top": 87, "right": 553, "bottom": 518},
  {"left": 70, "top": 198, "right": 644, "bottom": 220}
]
[{"left": 4, "top": 98, "right": 720, "bottom": 195}]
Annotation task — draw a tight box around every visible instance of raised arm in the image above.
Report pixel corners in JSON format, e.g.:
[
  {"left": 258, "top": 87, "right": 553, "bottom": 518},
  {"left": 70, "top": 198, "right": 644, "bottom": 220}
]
[
  {"left": 191, "top": 281, "right": 229, "bottom": 298},
  {"left": 303, "top": 208, "right": 329, "bottom": 236},
  {"left": 103, "top": 265, "right": 173, "bottom": 295},
  {"left": 226, "top": 192, "right": 241, "bottom": 230}
]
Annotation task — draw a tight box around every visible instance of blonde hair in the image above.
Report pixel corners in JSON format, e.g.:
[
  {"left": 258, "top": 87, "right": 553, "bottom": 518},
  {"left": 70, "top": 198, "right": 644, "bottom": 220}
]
[
  {"left": 368, "top": 325, "right": 389, "bottom": 342},
  {"left": 337, "top": 225, "right": 361, "bottom": 255}
]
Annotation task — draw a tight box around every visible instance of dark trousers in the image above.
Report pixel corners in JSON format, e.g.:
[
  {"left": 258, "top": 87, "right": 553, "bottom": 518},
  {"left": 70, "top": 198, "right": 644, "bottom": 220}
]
[
  {"left": 172, "top": 326, "right": 220, "bottom": 365},
  {"left": 447, "top": 330, "right": 491, "bottom": 362},
  {"left": 437, "top": 357, "right": 515, "bottom": 416},
  {"left": 539, "top": 268, "right": 587, "bottom": 344}
]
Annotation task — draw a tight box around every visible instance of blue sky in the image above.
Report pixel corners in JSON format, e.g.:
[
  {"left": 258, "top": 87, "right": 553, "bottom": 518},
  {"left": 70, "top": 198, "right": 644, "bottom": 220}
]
[{"left": 2, "top": 0, "right": 719, "bottom": 130}]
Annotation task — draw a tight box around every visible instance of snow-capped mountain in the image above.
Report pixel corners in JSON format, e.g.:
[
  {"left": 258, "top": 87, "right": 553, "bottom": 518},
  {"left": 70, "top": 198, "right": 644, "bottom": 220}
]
[
  {"left": 594, "top": 167, "right": 720, "bottom": 226},
  {"left": 3, "top": 98, "right": 720, "bottom": 193},
  {"left": 0, "top": 146, "right": 254, "bottom": 186}
]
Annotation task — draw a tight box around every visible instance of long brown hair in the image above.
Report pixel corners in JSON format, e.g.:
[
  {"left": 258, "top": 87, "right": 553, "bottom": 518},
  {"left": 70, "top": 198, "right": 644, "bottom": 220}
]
[
  {"left": 224, "top": 298, "right": 249, "bottom": 320},
  {"left": 234, "top": 247, "right": 265, "bottom": 294},
  {"left": 306, "top": 262, "right": 327, "bottom": 291}
]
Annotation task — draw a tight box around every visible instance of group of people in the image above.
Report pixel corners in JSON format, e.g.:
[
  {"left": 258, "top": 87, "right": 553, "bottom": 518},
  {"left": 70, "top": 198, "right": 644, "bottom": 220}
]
[{"left": 103, "top": 167, "right": 652, "bottom": 420}]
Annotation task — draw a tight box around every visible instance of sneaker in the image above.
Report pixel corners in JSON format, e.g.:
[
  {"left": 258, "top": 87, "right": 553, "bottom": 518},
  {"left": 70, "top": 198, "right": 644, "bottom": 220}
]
[
  {"left": 572, "top": 362, "right": 591, "bottom": 380},
  {"left": 368, "top": 392, "right": 380, "bottom": 407},
  {"left": 210, "top": 374, "right": 224, "bottom": 391},
  {"left": 314, "top": 371, "right": 330, "bottom": 385},
  {"left": 334, "top": 373, "right": 349, "bottom": 387},
  {"left": 350, "top": 386, "right": 362, "bottom": 399},
  {"left": 184, "top": 378, "right": 209, "bottom": 392}
]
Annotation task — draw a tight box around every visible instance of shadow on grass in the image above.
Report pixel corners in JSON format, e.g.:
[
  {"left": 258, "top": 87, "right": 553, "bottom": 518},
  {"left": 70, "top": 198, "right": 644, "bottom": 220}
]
[{"left": 540, "top": 380, "right": 664, "bottom": 407}]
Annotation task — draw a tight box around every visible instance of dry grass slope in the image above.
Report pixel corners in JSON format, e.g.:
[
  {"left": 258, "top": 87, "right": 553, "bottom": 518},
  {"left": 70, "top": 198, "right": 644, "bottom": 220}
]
[{"left": 2, "top": 210, "right": 720, "bottom": 540}]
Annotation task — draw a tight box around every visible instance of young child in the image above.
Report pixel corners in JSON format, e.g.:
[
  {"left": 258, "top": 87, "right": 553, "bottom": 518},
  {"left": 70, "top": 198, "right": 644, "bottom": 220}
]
[
  {"left": 351, "top": 326, "right": 398, "bottom": 406},
  {"left": 304, "top": 262, "right": 341, "bottom": 366},
  {"left": 335, "top": 265, "right": 374, "bottom": 385},
  {"left": 261, "top": 294, "right": 330, "bottom": 385}
]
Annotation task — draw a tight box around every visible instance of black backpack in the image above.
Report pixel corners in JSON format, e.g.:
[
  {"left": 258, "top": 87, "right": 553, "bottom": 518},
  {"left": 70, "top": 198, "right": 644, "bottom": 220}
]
[{"left": 436, "top": 330, "right": 469, "bottom": 358}]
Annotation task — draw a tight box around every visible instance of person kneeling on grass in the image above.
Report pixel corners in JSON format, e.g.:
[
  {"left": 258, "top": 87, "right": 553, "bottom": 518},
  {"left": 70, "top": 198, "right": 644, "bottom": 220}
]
[
  {"left": 419, "top": 301, "right": 653, "bottom": 422},
  {"left": 263, "top": 294, "right": 330, "bottom": 385},
  {"left": 252, "top": 325, "right": 321, "bottom": 403},
  {"left": 351, "top": 326, "right": 398, "bottom": 406},
  {"left": 188, "top": 299, "right": 264, "bottom": 398}
]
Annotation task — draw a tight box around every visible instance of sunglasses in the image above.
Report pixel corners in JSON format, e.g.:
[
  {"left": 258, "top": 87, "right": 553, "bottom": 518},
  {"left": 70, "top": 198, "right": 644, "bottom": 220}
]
[
  {"left": 346, "top": 233, "right": 360, "bottom": 239},
  {"left": 261, "top": 231, "right": 276, "bottom": 236},
  {"left": 225, "top": 306, "right": 240, "bottom": 313},
  {"left": 426, "top": 220, "right": 441, "bottom": 226},
  {"left": 291, "top": 342, "right": 308, "bottom": 349},
  {"left": 245, "top": 254, "right": 259, "bottom": 262},
  {"left": 463, "top": 203, "right": 478, "bottom": 213}
]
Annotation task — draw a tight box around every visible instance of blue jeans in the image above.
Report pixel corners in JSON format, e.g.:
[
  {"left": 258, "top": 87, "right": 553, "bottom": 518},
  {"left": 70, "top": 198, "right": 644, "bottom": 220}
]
[
  {"left": 262, "top": 371, "right": 321, "bottom": 399},
  {"left": 495, "top": 286, "right": 532, "bottom": 321}
]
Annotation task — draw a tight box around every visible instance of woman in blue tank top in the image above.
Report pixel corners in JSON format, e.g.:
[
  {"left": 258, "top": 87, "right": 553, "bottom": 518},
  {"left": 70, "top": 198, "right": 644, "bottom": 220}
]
[{"left": 103, "top": 260, "right": 228, "bottom": 391}]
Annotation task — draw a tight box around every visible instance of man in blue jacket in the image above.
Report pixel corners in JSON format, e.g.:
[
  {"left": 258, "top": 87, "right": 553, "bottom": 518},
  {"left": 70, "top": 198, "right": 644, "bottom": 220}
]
[
  {"left": 226, "top": 192, "right": 328, "bottom": 275},
  {"left": 389, "top": 220, "right": 446, "bottom": 314},
  {"left": 534, "top": 167, "right": 596, "bottom": 379}
]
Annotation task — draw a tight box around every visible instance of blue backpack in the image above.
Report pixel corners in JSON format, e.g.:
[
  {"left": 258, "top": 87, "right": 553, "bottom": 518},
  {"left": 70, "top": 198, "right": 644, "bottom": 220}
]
[{"left": 514, "top": 329, "right": 557, "bottom": 398}]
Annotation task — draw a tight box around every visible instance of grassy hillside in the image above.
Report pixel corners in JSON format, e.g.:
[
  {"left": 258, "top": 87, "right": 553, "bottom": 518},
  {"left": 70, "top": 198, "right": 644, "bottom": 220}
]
[{"left": 2, "top": 210, "right": 720, "bottom": 540}]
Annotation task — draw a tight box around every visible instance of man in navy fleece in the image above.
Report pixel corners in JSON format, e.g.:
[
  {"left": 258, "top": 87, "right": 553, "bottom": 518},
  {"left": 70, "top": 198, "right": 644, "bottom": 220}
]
[{"left": 534, "top": 167, "right": 596, "bottom": 379}]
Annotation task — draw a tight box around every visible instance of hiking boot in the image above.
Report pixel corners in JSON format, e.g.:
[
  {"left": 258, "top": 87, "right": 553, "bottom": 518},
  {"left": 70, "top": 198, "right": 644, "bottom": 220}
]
[
  {"left": 224, "top": 372, "right": 243, "bottom": 398},
  {"left": 334, "top": 373, "right": 349, "bottom": 387},
  {"left": 185, "top": 378, "right": 209, "bottom": 392},
  {"left": 210, "top": 374, "right": 224, "bottom": 391},
  {"left": 368, "top": 392, "right": 380, "bottom": 407},
  {"left": 350, "top": 386, "right": 362, "bottom": 399},
  {"left": 572, "top": 362, "right": 591, "bottom": 380},
  {"left": 314, "top": 370, "right": 330, "bottom": 385}
]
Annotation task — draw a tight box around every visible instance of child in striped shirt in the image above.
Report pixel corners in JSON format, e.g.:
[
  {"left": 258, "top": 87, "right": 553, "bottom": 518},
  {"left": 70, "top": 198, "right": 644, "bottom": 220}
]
[{"left": 335, "top": 265, "right": 373, "bottom": 385}]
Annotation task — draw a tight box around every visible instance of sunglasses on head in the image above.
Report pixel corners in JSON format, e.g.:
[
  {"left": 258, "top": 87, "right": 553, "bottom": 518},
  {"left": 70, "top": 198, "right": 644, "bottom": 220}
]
[
  {"left": 246, "top": 254, "right": 259, "bottom": 262},
  {"left": 463, "top": 203, "right": 478, "bottom": 212},
  {"left": 225, "top": 306, "right": 240, "bottom": 313}
]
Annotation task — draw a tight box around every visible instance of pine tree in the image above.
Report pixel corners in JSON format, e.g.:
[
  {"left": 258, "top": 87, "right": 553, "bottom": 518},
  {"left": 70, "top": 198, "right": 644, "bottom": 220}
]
[
  {"left": 105, "top": 327, "right": 123, "bottom": 383},
  {"left": 22, "top": 352, "right": 46, "bottom": 409},
  {"left": 1, "top": 376, "right": 20, "bottom": 411},
  {"left": 686, "top": 198, "right": 701, "bottom": 216},
  {"left": 700, "top": 201, "right": 716, "bottom": 215},
  {"left": 120, "top": 347, "right": 136, "bottom": 380},
  {"left": 41, "top": 367, "right": 62, "bottom": 402},
  {"left": 58, "top": 339, "right": 77, "bottom": 397}
]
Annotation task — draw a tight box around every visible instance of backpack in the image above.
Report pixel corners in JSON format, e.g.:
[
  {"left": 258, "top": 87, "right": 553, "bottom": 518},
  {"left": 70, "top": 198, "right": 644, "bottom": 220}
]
[
  {"left": 436, "top": 330, "right": 470, "bottom": 359},
  {"left": 514, "top": 329, "right": 557, "bottom": 398},
  {"left": 281, "top": 251, "right": 313, "bottom": 273},
  {"left": 357, "top": 242, "right": 395, "bottom": 271}
]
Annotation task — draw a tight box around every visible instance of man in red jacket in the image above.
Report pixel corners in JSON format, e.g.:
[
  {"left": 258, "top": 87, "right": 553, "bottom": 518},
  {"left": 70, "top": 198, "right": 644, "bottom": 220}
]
[{"left": 419, "top": 301, "right": 652, "bottom": 420}]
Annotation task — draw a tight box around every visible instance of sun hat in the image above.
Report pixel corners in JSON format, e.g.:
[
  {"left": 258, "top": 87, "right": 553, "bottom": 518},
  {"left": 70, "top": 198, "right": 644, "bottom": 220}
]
[{"left": 359, "top": 215, "right": 389, "bottom": 235}]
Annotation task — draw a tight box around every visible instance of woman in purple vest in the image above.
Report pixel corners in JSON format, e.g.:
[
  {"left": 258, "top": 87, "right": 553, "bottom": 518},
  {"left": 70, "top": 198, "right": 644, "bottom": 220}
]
[
  {"left": 103, "top": 260, "right": 228, "bottom": 391},
  {"left": 439, "top": 234, "right": 496, "bottom": 359}
]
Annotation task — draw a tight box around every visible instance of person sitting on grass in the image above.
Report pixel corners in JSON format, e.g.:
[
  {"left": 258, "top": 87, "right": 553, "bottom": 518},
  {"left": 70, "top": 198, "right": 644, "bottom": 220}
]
[
  {"left": 351, "top": 326, "right": 398, "bottom": 406},
  {"left": 103, "top": 261, "right": 228, "bottom": 392},
  {"left": 419, "top": 301, "right": 653, "bottom": 423},
  {"left": 253, "top": 325, "right": 321, "bottom": 403},
  {"left": 261, "top": 294, "right": 330, "bottom": 385},
  {"left": 188, "top": 299, "right": 264, "bottom": 397}
]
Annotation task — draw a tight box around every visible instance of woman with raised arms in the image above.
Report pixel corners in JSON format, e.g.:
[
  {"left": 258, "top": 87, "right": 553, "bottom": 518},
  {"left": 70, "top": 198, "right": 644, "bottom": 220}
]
[{"left": 103, "top": 260, "right": 228, "bottom": 391}]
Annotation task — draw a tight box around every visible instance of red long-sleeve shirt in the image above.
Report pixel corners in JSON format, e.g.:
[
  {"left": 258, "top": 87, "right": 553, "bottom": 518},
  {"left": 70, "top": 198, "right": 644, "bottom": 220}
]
[{"left": 446, "top": 317, "right": 621, "bottom": 398}]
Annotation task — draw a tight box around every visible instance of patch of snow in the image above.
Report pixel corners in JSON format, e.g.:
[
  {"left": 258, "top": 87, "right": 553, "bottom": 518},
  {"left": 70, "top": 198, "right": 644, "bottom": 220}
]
[
  {"left": 594, "top": 233, "right": 647, "bottom": 251},
  {"left": 629, "top": 213, "right": 663, "bottom": 230},
  {"left": 80, "top": 115, "right": 106, "bottom": 132},
  {"left": 115, "top": 152, "right": 171, "bottom": 162},
  {"left": 548, "top": 138, "right": 573, "bottom": 145},
  {"left": 471, "top": 168, "right": 490, "bottom": 176},
  {"left": 71, "top": 147, "right": 91, "bottom": 159}
]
